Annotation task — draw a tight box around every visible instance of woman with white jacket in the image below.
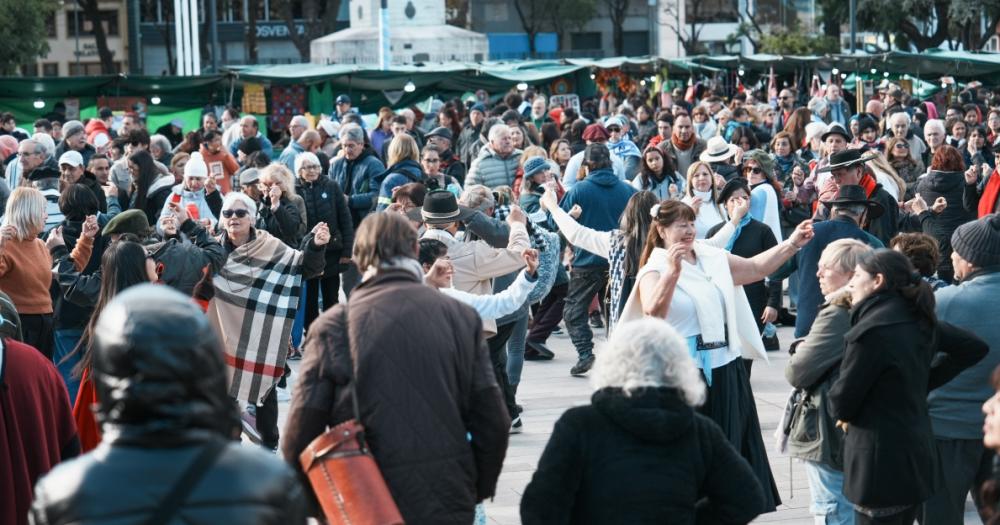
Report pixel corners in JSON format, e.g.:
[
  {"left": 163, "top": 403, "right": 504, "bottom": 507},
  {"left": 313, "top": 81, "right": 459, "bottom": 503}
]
[{"left": 618, "top": 199, "right": 817, "bottom": 514}]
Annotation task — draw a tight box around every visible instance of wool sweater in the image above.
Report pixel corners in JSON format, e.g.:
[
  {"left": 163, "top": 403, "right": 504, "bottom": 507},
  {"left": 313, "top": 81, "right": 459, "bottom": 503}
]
[{"left": 0, "top": 236, "right": 92, "bottom": 314}]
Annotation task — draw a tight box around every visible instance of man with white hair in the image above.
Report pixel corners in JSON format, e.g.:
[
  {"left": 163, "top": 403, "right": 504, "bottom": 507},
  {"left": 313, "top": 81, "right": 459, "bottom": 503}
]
[
  {"left": 149, "top": 134, "right": 173, "bottom": 167},
  {"left": 277, "top": 117, "right": 312, "bottom": 172},
  {"left": 54, "top": 120, "right": 97, "bottom": 165},
  {"left": 924, "top": 118, "right": 947, "bottom": 161},
  {"left": 808, "top": 97, "right": 829, "bottom": 123},
  {"left": 466, "top": 119, "right": 522, "bottom": 189},
  {"left": 229, "top": 116, "right": 274, "bottom": 159},
  {"left": 8, "top": 137, "right": 56, "bottom": 188},
  {"left": 887, "top": 111, "right": 927, "bottom": 164}
]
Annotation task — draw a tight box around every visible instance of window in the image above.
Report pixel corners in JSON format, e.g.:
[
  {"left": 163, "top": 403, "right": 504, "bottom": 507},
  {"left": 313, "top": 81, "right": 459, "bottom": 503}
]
[
  {"left": 66, "top": 10, "right": 121, "bottom": 37},
  {"left": 685, "top": 0, "right": 738, "bottom": 23},
  {"left": 571, "top": 32, "right": 602, "bottom": 51},
  {"left": 622, "top": 31, "right": 649, "bottom": 55},
  {"left": 19, "top": 63, "right": 39, "bottom": 76},
  {"left": 69, "top": 61, "right": 121, "bottom": 76},
  {"left": 42, "top": 63, "right": 59, "bottom": 77},
  {"left": 45, "top": 13, "right": 57, "bottom": 38}
]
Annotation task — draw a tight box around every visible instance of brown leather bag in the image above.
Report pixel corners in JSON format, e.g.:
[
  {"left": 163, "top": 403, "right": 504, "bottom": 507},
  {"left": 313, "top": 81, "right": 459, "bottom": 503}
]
[{"left": 299, "top": 308, "right": 404, "bottom": 525}]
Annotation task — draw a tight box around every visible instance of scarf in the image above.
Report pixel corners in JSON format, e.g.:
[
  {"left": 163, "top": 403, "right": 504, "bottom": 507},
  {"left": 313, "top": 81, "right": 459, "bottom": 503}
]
[
  {"left": 725, "top": 214, "right": 752, "bottom": 252},
  {"left": 208, "top": 230, "right": 304, "bottom": 404},
  {"left": 671, "top": 132, "right": 697, "bottom": 151},
  {"left": 361, "top": 256, "right": 424, "bottom": 282},
  {"left": 774, "top": 153, "right": 796, "bottom": 177},
  {"left": 494, "top": 204, "right": 549, "bottom": 250},
  {"left": 980, "top": 171, "right": 1000, "bottom": 218}
]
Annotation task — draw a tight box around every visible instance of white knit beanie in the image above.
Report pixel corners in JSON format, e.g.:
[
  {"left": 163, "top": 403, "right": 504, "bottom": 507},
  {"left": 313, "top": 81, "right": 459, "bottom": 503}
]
[{"left": 185, "top": 151, "right": 209, "bottom": 178}]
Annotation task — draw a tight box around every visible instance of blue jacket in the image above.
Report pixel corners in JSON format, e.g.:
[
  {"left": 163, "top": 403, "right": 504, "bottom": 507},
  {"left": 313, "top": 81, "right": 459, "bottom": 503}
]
[
  {"left": 329, "top": 146, "right": 385, "bottom": 226},
  {"left": 229, "top": 132, "right": 274, "bottom": 159},
  {"left": 557, "top": 168, "right": 636, "bottom": 269},
  {"left": 771, "top": 216, "right": 883, "bottom": 337},
  {"left": 930, "top": 269, "right": 1000, "bottom": 439},
  {"left": 375, "top": 159, "right": 424, "bottom": 211},
  {"left": 277, "top": 140, "right": 305, "bottom": 173}
]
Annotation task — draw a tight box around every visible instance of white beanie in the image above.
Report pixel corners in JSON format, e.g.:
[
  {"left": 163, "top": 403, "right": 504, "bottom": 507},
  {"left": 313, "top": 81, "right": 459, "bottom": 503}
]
[{"left": 185, "top": 151, "right": 208, "bottom": 178}]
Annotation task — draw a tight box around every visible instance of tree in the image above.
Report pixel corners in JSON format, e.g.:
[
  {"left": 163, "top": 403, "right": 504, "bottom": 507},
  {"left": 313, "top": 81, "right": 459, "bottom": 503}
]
[
  {"left": 77, "top": 0, "right": 116, "bottom": 73},
  {"left": 759, "top": 31, "right": 840, "bottom": 55},
  {"left": 274, "top": 0, "right": 341, "bottom": 61},
  {"left": 547, "top": 0, "right": 597, "bottom": 50},
  {"left": 0, "top": 0, "right": 58, "bottom": 75},
  {"left": 604, "top": 0, "right": 631, "bottom": 56},
  {"left": 512, "top": 0, "right": 547, "bottom": 56}
]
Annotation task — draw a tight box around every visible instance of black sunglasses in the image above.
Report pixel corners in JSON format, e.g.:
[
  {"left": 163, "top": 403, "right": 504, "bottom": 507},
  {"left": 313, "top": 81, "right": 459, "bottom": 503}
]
[
  {"left": 222, "top": 209, "right": 250, "bottom": 218},
  {"left": 607, "top": 126, "right": 621, "bottom": 132},
  {"left": 744, "top": 166, "right": 764, "bottom": 175}
]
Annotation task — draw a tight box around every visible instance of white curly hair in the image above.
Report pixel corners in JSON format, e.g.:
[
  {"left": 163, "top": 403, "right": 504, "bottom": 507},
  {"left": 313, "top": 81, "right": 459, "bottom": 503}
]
[{"left": 591, "top": 318, "right": 706, "bottom": 407}]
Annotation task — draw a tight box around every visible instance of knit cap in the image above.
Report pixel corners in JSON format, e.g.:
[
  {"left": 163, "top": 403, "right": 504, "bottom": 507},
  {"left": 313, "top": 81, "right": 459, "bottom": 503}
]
[
  {"left": 62, "top": 120, "right": 85, "bottom": 139},
  {"left": 523, "top": 156, "right": 550, "bottom": 178},
  {"left": 185, "top": 151, "right": 208, "bottom": 179},
  {"left": 951, "top": 214, "right": 1000, "bottom": 268}
]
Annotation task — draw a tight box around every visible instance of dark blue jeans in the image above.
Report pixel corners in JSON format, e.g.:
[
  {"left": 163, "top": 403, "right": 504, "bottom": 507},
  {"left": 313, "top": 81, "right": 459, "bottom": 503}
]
[{"left": 562, "top": 268, "right": 607, "bottom": 358}]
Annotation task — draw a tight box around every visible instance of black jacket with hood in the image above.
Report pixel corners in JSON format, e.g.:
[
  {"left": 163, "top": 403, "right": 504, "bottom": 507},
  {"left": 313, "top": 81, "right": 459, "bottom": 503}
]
[
  {"left": 910, "top": 170, "right": 977, "bottom": 279},
  {"left": 521, "top": 387, "right": 767, "bottom": 525},
  {"left": 30, "top": 284, "right": 308, "bottom": 525}
]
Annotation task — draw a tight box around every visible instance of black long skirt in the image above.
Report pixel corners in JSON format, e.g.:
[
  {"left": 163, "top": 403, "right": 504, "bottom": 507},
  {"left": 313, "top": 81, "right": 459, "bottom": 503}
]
[{"left": 699, "top": 358, "right": 781, "bottom": 512}]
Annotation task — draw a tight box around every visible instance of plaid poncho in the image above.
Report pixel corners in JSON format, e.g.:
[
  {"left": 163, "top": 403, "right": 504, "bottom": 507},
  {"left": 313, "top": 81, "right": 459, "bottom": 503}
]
[{"left": 208, "top": 230, "right": 304, "bottom": 404}]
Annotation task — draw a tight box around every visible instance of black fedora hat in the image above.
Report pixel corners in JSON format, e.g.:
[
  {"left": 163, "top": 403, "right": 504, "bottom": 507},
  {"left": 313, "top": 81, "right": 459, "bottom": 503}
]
[
  {"left": 820, "top": 122, "right": 852, "bottom": 143},
  {"left": 406, "top": 190, "right": 477, "bottom": 224},
  {"left": 816, "top": 148, "right": 878, "bottom": 174},
  {"left": 716, "top": 177, "right": 751, "bottom": 205},
  {"left": 821, "top": 184, "right": 884, "bottom": 219}
]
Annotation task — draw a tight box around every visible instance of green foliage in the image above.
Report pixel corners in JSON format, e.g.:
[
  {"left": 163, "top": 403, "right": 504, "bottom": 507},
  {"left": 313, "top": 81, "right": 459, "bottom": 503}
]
[
  {"left": 759, "top": 31, "right": 841, "bottom": 55},
  {"left": 0, "top": 0, "right": 58, "bottom": 75}
]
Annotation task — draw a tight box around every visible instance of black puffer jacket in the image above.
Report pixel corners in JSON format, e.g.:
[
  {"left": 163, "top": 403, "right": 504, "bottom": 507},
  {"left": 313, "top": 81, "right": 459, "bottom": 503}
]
[
  {"left": 30, "top": 284, "right": 308, "bottom": 525},
  {"left": 296, "top": 176, "right": 354, "bottom": 275},
  {"left": 521, "top": 387, "right": 767, "bottom": 525},
  {"left": 911, "top": 170, "right": 977, "bottom": 280},
  {"left": 257, "top": 196, "right": 303, "bottom": 248}
]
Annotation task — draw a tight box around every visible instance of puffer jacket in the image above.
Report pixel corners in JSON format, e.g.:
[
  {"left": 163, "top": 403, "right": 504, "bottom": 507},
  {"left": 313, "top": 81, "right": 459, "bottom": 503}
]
[
  {"left": 296, "top": 176, "right": 354, "bottom": 275},
  {"left": 158, "top": 183, "right": 218, "bottom": 233},
  {"left": 257, "top": 196, "right": 303, "bottom": 248},
  {"left": 30, "top": 285, "right": 307, "bottom": 525},
  {"left": 150, "top": 219, "right": 227, "bottom": 297},
  {"left": 375, "top": 158, "right": 424, "bottom": 211},
  {"left": 521, "top": 387, "right": 767, "bottom": 524},
  {"left": 466, "top": 145, "right": 522, "bottom": 189},
  {"left": 282, "top": 269, "right": 510, "bottom": 524},
  {"left": 330, "top": 146, "right": 385, "bottom": 227},
  {"left": 911, "top": 170, "right": 976, "bottom": 280}
]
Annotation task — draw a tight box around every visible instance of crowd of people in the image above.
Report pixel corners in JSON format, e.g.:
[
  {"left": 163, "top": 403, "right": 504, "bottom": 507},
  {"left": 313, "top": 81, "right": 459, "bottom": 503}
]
[{"left": 3, "top": 77, "right": 1000, "bottom": 525}]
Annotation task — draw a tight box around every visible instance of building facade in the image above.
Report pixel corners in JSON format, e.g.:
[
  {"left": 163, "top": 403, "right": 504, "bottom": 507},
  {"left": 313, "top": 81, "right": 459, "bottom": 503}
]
[{"left": 25, "top": 0, "right": 129, "bottom": 77}]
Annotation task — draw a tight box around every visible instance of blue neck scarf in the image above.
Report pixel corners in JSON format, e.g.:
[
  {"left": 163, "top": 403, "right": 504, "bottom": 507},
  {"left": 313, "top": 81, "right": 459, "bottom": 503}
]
[{"left": 724, "top": 214, "right": 752, "bottom": 252}]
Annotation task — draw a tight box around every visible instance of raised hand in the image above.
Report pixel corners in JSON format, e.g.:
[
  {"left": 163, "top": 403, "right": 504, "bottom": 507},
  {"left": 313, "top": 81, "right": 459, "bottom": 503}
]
[
  {"left": 522, "top": 248, "right": 539, "bottom": 276},
  {"left": 160, "top": 214, "right": 179, "bottom": 236},
  {"left": 729, "top": 195, "right": 749, "bottom": 223},
  {"left": 568, "top": 204, "right": 583, "bottom": 219},
  {"left": 268, "top": 184, "right": 283, "bottom": 211},
  {"left": 506, "top": 205, "right": 526, "bottom": 226},
  {"left": 931, "top": 196, "right": 948, "bottom": 214},
  {"left": 539, "top": 186, "right": 558, "bottom": 211},
  {"left": 312, "top": 222, "right": 331, "bottom": 246},
  {"left": 168, "top": 200, "right": 189, "bottom": 225},
  {"left": 45, "top": 226, "right": 65, "bottom": 250},
  {"left": 425, "top": 257, "right": 454, "bottom": 289},
  {"left": 789, "top": 219, "right": 815, "bottom": 248},
  {"left": 81, "top": 215, "right": 99, "bottom": 239}
]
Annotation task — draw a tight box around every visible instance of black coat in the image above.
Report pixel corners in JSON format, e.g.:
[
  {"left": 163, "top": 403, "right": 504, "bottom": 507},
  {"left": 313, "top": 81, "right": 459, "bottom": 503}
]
[
  {"left": 521, "top": 387, "right": 767, "bottom": 525},
  {"left": 707, "top": 219, "right": 780, "bottom": 330},
  {"left": 910, "top": 170, "right": 976, "bottom": 279},
  {"left": 77, "top": 172, "right": 107, "bottom": 214},
  {"left": 828, "top": 291, "right": 987, "bottom": 507},
  {"left": 257, "top": 197, "right": 303, "bottom": 248},
  {"left": 295, "top": 176, "right": 354, "bottom": 276}
]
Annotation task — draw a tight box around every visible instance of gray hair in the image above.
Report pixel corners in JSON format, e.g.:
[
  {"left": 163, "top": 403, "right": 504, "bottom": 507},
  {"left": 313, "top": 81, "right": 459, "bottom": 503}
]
[
  {"left": 32, "top": 178, "right": 59, "bottom": 191},
  {"left": 831, "top": 203, "right": 867, "bottom": 219},
  {"left": 819, "top": 238, "right": 872, "bottom": 274},
  {"left": 290, "top": 115, "right": 309, "bottom": 129},
  {"left": 149, "top": 134, "right": 171, "bottom": 153},
  {"left": 487, "top": 123, "right": 509, "bottom": 145},
  {"left": 222, "top": 191, "right": 258, "bottom": 220},
  {"left": 591, "top": 318, "right": 706, "bottom": 406},
  {"left": 924, "top": 118, "right": 946, "bottom": 136},
  {"left": 28, "top": 135, "right": 53, "bottom": 159},
  {"left": 460, "top": 184, "right": 495, "bottom": 212},
  {"left": 808, "top": 96, "right": 829, "bottom": 116},
  {"left": 888, "top": 111, "right": 911, "bottom": 126},
  {"left": 340, "top": 123, "right": 365, "bottom": 144},
  {"left": 294, "top": 151, "right": 320, "bottom": 175}
]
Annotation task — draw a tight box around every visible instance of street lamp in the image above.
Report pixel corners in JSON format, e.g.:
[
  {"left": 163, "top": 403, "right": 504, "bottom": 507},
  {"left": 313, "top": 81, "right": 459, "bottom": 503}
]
[
  {"left": 33, "top": 99, "right": 45, "bottom": 109},
  {"left": 150, "top": 95, "right": 162, "bottom": 105},
  {"left": 404, "top": 80, "right": 416, "bottom": 93},
  {"left": 516, "top": 82, "right": 528, "bottom": 91}
]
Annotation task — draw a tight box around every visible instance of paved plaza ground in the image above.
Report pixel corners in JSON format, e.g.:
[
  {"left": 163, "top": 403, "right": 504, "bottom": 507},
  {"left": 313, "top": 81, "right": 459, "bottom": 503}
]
[{"left": 277, "top": 324, "right": 983, "bottom": 524}]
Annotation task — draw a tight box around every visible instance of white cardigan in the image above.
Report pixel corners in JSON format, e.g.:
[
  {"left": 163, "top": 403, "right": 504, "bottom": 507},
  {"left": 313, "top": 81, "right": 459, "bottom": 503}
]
[{"left": 616, "top": 243, "right": 769, "bottom": 362}]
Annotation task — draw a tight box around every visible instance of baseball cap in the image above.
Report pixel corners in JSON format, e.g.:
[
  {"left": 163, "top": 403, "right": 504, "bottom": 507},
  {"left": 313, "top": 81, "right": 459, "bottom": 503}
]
[
  {"left": 426, "top": 126, "right": 453, "bottom": 141},
  {"left": 239, "top": 168, "right": 261, "bottom": 185},
  {"left": 336, "top": 94, "right": 351, "bottom": 105},
  {"left": 99, "top": 107, "right": 114, "bottom": 119},
  {"left": 58, "top": 150, "right": 84, "bottom": 168}
]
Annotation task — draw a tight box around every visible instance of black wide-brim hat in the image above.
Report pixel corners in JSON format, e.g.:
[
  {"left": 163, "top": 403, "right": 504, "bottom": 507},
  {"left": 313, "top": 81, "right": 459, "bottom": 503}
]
[
  {"left": 820, "top": 184, "right": 885, "bottom": 219},
  {"left": 406, "top": 190, "right": 477, "bottom": 224},
  {"left": 816, "top": 148, "right": 878, "bottom": 174}
]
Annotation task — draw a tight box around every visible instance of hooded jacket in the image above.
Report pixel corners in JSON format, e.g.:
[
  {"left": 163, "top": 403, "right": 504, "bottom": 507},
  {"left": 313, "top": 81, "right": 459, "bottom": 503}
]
[
  {"left": 521, "top": 387, "right": 767, "bottom": 525},
  {"left": 158, "top": 183, "right": 218, "bottom": 233},
  {"left": 557, "top": 167, "right": 636, "bottom": 269},
  {"left": 330, "top": 145, "right": 385, "bottom": 226},
  {"left": 30, "top": 285, "right": 307, "bottom": 525},
  {"left": 375, "top": 158, "right": 424, "bottom": 211},
  {"left": 912, "top": 170, "right": 976, "bottom": 279},
  {"left": 467, "top": 145, "right": 522, "bottom": 189}
]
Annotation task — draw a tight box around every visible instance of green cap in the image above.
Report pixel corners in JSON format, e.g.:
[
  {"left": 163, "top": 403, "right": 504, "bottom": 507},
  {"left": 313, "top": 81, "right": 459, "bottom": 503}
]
[{"left": 102, "top": 209, "right": 150, "bottom": 236}]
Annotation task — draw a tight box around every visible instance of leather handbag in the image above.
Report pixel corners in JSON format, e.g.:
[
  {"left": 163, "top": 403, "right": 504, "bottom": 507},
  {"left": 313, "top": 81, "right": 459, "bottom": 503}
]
[{"left": 299, "top": 308, "right": 404, "bottom": 525}]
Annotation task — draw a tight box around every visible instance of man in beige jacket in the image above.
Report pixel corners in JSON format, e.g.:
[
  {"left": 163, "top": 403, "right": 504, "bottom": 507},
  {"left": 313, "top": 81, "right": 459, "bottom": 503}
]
[{"left": 413, "top": 189, "right": 529, "bottom": 429}]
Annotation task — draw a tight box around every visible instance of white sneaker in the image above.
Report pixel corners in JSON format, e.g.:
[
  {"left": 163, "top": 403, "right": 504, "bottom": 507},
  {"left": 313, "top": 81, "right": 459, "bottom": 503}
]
[{"left": 509, "top": 416, "right": 523, "bottom": 434}]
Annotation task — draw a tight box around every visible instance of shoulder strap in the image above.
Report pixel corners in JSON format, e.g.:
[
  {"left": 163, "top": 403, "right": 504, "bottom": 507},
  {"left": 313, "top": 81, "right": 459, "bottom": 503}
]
[
  {"left": 339, "top": 307, "right": 362, "bottom": 425},
  {"left": 141, "top": 439, "right": 226, "bottom": 525}
]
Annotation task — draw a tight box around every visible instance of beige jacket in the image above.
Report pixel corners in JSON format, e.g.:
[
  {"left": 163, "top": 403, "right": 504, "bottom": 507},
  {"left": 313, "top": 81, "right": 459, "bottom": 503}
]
[{"left": 422, "top": 222, "right": 530, "bottom": 335}]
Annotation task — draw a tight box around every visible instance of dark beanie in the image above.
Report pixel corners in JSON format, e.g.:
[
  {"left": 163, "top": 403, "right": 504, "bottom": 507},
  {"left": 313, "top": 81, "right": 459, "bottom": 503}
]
[{"left": 951, "top": 214, "right": 1000, "bottom": 268}]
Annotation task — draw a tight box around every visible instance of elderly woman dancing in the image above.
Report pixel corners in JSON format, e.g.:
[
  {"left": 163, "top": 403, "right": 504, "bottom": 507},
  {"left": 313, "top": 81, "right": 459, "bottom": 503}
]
[
  {"left": 618, "top": 199, "right": 816, "bottom": 513},
  {"left": 208, "top": 191, "right": 329, "bottom": 451}
]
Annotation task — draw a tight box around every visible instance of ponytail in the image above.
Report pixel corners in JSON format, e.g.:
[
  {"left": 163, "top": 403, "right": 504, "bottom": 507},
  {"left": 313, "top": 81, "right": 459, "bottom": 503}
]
[{"left": 857, "top": 249, "right": 937, "bottom": 328}]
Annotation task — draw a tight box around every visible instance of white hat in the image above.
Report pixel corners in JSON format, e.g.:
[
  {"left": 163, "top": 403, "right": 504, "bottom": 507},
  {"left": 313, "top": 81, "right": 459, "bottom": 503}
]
[
  {"left": 805, "top": 122, "right": 829, "bottom": 143},
  {"left": 699, "top": 136, "right": 740, "bottom": 163},
  {"left": 184, "top": 151, "right": 208, "bottom": 179},
  {"left": 318, "top": 119, "right": 340, "bottom": 138},
  {"left": 58, "top": 150, "right": 84, "bottom": 168}
]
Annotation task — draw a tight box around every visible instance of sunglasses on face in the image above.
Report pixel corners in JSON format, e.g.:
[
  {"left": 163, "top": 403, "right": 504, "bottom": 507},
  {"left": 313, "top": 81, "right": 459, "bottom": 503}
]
[
  {"left": 222, "top": 209, "right": 250, "bottom": 219},
  {"left": 744, "top": 166, "right": 764, "bottom": 175},
  {"left": 894, "top": 143, "right": 909, "bottom": 149},
  {"left": 607, "top": 126, "right": 621, "bottom": 132}
]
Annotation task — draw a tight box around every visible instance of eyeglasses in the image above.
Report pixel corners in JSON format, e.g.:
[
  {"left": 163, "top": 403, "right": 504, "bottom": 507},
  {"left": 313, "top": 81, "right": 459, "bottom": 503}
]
[
  {"left": 301, "top": 165, "right": 321, "bottom": 171},
  {"left": 894, "top": 143, "right": 909, "bottom": 149},
  {"left": 222, "top": 209, "right": 250, "bottom": 219},
  {"left": 422, "top": 158, "right": 440, "bottom": 163},
  {"left": 743, "top": 166, "right": 764, "bottom": 175},
  {"left": 607, "top": 126, "right": 621, "bottom": 132}
]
